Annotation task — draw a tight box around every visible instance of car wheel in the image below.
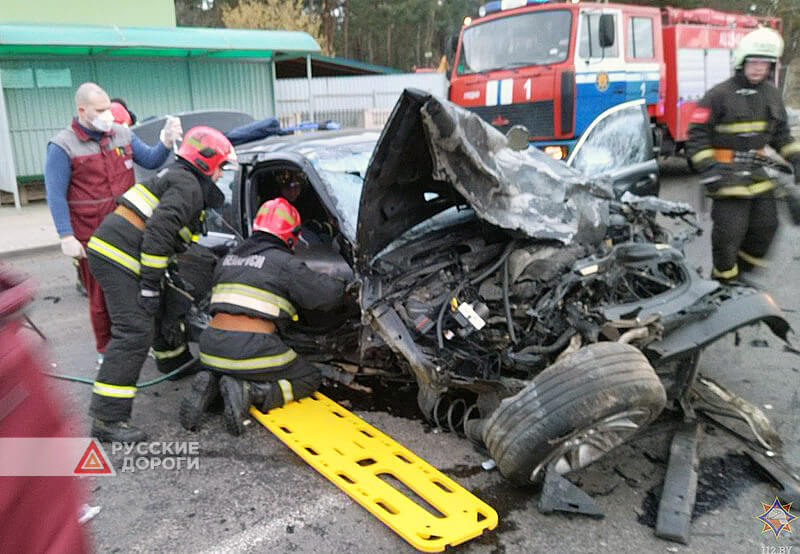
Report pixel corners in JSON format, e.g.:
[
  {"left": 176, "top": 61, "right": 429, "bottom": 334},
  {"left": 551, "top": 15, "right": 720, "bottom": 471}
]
[{"left": 483, "top": 342, "right": 666, "bottom": 486}]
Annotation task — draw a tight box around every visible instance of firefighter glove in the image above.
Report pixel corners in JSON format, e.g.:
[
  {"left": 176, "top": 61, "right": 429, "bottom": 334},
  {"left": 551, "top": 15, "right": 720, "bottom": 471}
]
[
  {"left": 60, "top": 235, "right": 86, "bottom": 259},
  {"left": 699, "top": 168, "right": 723, "bottom": 194},
  {"left": 159, "top": 116, "right": 183, "bottom": 149},
  {"left": 138, "top": 288, "right": 161, "bottom": 316}
]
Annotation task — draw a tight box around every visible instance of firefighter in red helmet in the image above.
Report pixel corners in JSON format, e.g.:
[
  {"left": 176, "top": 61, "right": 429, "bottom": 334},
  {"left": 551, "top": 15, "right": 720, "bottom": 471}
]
[
  {"left": 180, "top": 197, "right": 347, "bottom": 435},
  {"left": 86, "top": 126, "right": 237, "bottom": 442}
]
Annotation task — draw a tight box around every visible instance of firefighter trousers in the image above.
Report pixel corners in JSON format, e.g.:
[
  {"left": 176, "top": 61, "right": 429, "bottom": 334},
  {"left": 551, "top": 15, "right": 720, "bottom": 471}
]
[
  {"left": 87, "top": 254, "right": 154, "bottom": 422},
  {"left": 710, "top": 194, "right": 778, "bottom": 279},
  {"left": 198, "top": 327, "right": 321, "bottom": 411}
]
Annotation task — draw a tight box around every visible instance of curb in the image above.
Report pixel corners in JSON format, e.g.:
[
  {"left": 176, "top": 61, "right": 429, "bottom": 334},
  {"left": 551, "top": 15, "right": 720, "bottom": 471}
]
[{"left": 1, "top": 242, "right": 61, "bottom": 260}]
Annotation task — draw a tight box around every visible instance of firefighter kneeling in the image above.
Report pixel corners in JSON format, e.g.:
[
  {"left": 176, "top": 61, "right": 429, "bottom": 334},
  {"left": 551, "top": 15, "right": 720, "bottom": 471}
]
[{"left": 180, "top": 198, "right": 347, "bottom": 435}]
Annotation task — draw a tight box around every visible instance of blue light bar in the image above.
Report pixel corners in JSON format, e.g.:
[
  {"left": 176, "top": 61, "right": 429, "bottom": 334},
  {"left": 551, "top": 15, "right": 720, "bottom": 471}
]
[
  {"left": 478, "top": 0, "right": 551, "bottom": 17},
  {"left": 478, "top": 1, "right": 501, "bottom": 17}
]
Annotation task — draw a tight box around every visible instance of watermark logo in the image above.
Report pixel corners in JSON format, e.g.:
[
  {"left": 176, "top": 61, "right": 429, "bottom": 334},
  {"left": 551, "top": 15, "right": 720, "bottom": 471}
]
[
  {"left": 0, "top": 439, "right": 200, "bottom": 475},
  {"left": 112, "top": 441, "right": 200, "bottom": 473},
  {"left": 757, "top": 498, "right": 796, "bottom": 538},
  {"left": 0, "top": 438, "right": 115, "bottom": 477},
  {"left": 74, "top": 441, "right": 114, "bottom": 475}
]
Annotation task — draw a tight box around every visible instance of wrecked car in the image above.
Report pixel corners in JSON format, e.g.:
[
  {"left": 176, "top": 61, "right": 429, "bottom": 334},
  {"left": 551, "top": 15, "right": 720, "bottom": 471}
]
[{"left": 178, "top": 89, "right": 790, "bottom": 489}]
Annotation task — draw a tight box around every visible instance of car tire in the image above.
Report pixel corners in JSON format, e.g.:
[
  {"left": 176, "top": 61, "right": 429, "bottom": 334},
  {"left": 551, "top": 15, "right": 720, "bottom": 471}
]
[{"left": 483, "top": 342, "right": 666, "bottom": 486}]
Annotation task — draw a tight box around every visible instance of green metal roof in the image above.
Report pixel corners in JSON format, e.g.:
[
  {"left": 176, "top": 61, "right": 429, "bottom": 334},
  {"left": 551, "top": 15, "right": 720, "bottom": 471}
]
[
  {"left": 0, "top": 23, "right": 320, "bottom": 59},
  {"left": 274, "top": 53, "right": 402, "bottom": 77}
]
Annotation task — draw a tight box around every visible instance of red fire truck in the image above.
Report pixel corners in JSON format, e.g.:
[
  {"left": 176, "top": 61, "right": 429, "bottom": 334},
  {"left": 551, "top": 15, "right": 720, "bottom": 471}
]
[{"left": 448, "top": 0, "right": 782, "bottom": 160}]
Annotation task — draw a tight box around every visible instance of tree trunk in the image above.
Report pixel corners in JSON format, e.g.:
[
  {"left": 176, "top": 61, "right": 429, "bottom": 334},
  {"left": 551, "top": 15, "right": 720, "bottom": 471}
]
[
  {"left": 386, "top": 24, "right": 393, "bottom": 68},
  {"left": 416, "top": 25, "right": 421, "bottom": 69},
  {"left": 343, "top": 0, "right": 349, "bottom": 58},
  {"left": 425, "top": 1, "right": 436, "bottom": 64}
]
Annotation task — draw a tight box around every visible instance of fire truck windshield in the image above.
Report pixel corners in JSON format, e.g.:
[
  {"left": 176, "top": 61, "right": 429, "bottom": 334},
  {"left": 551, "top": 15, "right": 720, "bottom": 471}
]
[{"left": 457, "top": 10, "right": 572, "bottom": 74}]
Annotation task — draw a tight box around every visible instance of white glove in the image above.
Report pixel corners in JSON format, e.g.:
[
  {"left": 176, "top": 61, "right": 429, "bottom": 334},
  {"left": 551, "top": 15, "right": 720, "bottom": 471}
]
[
  {"left": 60, "top": 235, "right": 86, "bottom": 259},
  {"left": 159, "top": 116, "right": 183, "bottom": 149}
]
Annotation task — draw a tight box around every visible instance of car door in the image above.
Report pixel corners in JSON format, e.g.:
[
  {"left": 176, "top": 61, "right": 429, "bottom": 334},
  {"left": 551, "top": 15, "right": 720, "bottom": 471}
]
[{"left": 565, "top": 98, "right": 659, "bottom": 197}]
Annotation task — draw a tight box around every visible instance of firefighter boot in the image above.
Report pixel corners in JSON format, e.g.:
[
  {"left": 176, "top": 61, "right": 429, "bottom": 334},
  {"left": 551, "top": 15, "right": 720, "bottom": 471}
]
[
  {"left": 219, "top": 376, "right": 278, "bottom": 436},
  {"left": 91, "top": 418, "right": 148, "bottom": 443},
  {"left": 179, "top": 370, "right": 220, "bottom": 431}
]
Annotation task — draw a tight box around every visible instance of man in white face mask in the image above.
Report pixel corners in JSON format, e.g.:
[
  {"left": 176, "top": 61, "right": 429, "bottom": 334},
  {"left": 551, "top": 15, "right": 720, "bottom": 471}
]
[{"left": 44, "top": 82, "right": 183, "bottom": 361}]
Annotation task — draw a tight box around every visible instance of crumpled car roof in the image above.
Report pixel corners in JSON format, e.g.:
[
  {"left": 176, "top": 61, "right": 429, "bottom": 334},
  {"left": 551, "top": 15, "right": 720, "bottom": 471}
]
[{"left": 358, "top": 90, "right": 625, "bottom": 262}]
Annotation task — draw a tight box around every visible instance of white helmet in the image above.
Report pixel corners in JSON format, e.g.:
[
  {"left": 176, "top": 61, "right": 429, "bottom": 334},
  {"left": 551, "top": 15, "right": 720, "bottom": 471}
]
[{"left": 733, "top": 27, "right": 784, "bottom": 69}]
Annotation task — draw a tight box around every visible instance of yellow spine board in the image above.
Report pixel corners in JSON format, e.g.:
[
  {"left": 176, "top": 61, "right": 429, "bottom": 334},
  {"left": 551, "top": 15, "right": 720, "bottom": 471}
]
[{"left": 250, "top": 393, "right": 498, "bottom": 552}]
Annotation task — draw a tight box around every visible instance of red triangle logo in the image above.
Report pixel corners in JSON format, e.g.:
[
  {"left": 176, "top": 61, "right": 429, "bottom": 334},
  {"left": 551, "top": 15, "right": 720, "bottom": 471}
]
[{"left": 74, "top": 440, "right": 114, "bottom": 475}]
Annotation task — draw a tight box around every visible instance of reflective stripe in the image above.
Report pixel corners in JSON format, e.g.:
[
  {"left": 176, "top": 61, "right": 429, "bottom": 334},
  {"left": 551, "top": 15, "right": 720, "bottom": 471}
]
[
  {"left": 87, "top": 236, "right": 140, "bottom": 275},
  {"left": 92, "top": 381, "right": 136, "bottom": 399},
  {"left": 211, "top": 283, "right": 297, "bottom": 320},
  {"left": 780, "top": 141, "right": 800, "bottom": 158},
  {"left": 277, "top": 379, "right": 294, "bottom": 404},
  {"left": 199, "top": 349, "right": 297, "bottom": 371},
  {"left": 122, "top": 184, "right": 159, "bottom": 218},
  {"left": 141, "top": 253, "right": 169, "bottom": 269},
  {"left": 714, "top": 121, "right": 767, "bottom": 134},
  {"left": 178, "top": 227, "right": 192, "bottom": 244},
  {"left": 153, "top": 343, "right": 187, "bottom": 360},
  {"left": 738, "top": 250, "right": 768, "bottom": 268},
  {"left": 690, "top": 149, "right": 714, "bottom": 164},
  {"left": 712, "top": 264, "right": 738, "bottom": 279},
  {"left": 711, "top": 180, "right": 775, "bottom": 197}
]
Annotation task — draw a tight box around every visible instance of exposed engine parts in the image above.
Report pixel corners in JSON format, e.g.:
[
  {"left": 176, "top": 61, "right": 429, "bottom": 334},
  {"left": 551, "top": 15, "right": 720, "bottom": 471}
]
[{"left": 371, "top": 201, "right": 694, "bottom": 389}]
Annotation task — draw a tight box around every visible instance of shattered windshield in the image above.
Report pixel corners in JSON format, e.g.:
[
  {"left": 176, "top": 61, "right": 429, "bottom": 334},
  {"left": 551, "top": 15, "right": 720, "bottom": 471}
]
[
  {"left": 458, "top": 10, "right": 572, "bottom": 74},
  {"left": 569, "top": 103, "right": 652, "bottom": 175},
  {"left": 303, "top": 136, "right": 377, "bottom": 242}
]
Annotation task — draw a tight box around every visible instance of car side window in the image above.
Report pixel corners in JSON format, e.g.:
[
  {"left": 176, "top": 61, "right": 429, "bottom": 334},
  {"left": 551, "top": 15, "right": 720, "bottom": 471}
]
[
  {"left": 626, "top": 17, "right": 654, "bottom": 60},
  {"left": 578, "top": 13, "right": 619, "bottom": 59},
  {"left": 569, "top": 103, "right": 651, "bottom": 175}
]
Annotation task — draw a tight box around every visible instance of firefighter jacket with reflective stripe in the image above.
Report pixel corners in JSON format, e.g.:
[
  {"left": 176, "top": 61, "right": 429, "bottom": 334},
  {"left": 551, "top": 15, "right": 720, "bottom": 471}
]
[
  {"left": 89, "top": 161, "right": 221, "bottom": 289},
  {"left": 686, "top": 72, "right": 800, "bottom": 197},
  {"left": 209, "top": 233, "right": 346, "bottom": 322},
  {"left": 49, "top": 120, "right": 135, "bottom": 242}
]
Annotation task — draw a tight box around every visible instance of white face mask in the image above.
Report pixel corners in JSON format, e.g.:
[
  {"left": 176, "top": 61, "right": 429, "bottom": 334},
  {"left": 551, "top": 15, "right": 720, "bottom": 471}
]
[{"left": 91, "top": 109, "right": 114, "bottom": 133}]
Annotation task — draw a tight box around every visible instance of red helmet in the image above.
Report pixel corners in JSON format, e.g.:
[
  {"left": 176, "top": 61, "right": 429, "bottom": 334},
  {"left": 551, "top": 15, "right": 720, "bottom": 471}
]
[
  {"left": 110, "top": 102, "right": 132, "bottom": 127},
  {"left": 252, "top": 198, "right": 302, "bottom": 249},
  {"left": 176, "top": 126, "right": 237, "bottom": 177}
]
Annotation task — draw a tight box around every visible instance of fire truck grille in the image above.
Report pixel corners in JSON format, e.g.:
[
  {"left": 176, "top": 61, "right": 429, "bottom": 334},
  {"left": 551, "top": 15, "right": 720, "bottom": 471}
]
[{"left": 468, "top": 102, "right": 554, "bottom": 138}]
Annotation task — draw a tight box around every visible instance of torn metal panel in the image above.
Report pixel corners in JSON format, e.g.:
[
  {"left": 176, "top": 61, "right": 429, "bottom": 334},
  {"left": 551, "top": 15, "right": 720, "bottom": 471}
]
[
  {"left": 655, "top": 422, "right": 702, "bottom": 544},
  {"left": 420, "top": 95, "right": 613, "bottom": 245}
]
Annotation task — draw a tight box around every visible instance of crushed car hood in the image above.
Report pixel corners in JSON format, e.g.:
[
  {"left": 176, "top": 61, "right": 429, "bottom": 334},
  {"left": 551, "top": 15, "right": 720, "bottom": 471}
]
[{"left": 356, "top": 89, "right": 617, "bottom": 263}]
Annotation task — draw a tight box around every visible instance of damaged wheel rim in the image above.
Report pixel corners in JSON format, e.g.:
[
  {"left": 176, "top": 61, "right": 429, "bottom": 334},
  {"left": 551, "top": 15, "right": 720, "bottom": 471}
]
[{"left": 531, "top": 408, "right": 652, "bottom": 482}]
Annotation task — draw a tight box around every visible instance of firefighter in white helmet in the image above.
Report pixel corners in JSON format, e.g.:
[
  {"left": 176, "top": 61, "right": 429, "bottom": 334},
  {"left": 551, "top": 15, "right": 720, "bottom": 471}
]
[{"left": 686, "top": 27, "right": 800, "bottom": 282}]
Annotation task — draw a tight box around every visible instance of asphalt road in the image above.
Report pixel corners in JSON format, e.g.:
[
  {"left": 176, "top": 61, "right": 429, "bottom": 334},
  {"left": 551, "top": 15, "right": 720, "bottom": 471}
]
[{"left": 7, "top": 159, "right": 800, "bottom": 553}]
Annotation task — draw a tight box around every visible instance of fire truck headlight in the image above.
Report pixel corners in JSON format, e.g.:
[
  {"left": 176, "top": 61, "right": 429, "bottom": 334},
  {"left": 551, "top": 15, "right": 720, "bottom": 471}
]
[
  {"left": 544, "top": 146, "right": 566, "bottom": 160},
  {"left": 464, "top": 16, "right": 473, "bottom": 26}
]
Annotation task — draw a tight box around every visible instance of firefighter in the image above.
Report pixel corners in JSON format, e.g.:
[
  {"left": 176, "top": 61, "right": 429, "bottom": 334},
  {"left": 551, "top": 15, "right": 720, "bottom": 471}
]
[
  {"left": 86, "top": 126, "right": 236, "bottom": 443},
  {"left": 686, "top": 27, "right": 800, "bottom": 282},
  {"left": 179, "top": 198, "right": 347, "bottom": 435}
]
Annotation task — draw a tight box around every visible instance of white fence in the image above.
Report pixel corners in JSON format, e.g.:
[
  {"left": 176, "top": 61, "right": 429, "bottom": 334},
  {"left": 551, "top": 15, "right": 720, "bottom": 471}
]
[{"left": 275, "top": 72, "right": 448, "bottom": 129}]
